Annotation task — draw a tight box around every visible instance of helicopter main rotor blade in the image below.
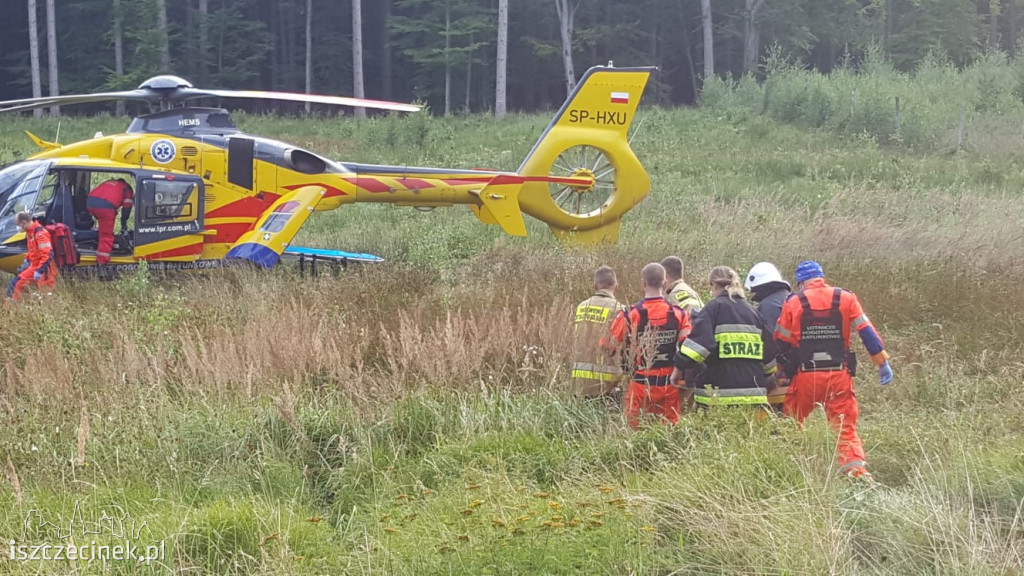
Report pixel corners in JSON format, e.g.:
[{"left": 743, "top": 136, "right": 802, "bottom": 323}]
[
  {"left": 0, "top": 100, "right": 60, "bottom": 113},
  {"left": 187, "top": 89, "right": 422, "bottom": 112},
  {"left": 0, "top": 81, "right": 420, "bottom": 114},
  {"left": 0, "top": 90, "right": 156, "bottom": 113}
]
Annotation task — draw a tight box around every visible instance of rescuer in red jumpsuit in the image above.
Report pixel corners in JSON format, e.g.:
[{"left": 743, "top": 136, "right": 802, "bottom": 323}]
[
  {"left": 6, "top": 212, "right": 57, "bottom": 300},
  {"left": 86, "top": 178, "right": 134, "bottom": 266},
  {"left": 603, "top": 263, "right": 692, "bottom": 428},
  {"left": 774, "top": 261, "right": 893, "bottom": 483}
]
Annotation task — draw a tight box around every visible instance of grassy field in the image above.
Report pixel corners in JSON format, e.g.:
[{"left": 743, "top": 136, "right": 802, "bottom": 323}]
[{"left": 0, "top": 102, "right": 1023, "bottom": 575}]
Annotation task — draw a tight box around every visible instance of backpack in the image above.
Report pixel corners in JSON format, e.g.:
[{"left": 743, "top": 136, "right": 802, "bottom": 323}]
[{"left": 44, "top": 223, "right": 79, "bottom": 269}]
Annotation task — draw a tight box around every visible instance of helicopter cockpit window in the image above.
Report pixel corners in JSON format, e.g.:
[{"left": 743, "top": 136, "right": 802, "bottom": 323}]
[
  {"left": 0, "top": 161, "right": 48, "bottom": 208},
  {"left": 0, "top": 161, "right": 51, "bottom": 237},
  {"left": 37, "top": 172, "right": 58, "bottom": 208},
  {"left": 139, "top": 179, "right": 200, "bottom": 225},
  {"left": 207, "top": 113, "right": 236, "bottom": 129}
]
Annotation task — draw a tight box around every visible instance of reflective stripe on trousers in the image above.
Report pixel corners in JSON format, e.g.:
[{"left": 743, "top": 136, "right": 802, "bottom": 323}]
[
  {"left": 571, "top": 362, "right": 621, "bottom": 382},
  {"left": 693, "top": 386, "right": 768, "bottom": 406},
  {"left": 840, "top": 459, "right": 868, "bottom": 474}
]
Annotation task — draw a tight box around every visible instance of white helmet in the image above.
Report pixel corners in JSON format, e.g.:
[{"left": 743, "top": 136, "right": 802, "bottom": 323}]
[{"left": 745, "top": 262, "right": 790, "bottom": 290}]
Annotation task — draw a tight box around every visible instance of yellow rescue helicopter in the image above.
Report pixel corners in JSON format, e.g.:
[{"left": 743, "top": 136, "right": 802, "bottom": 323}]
[{"left": 0, "top": 65, "right": 652, "bottom": 276}]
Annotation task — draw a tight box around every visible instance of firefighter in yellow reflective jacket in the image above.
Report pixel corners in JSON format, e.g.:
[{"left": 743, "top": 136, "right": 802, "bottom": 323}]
[
  {"left": 670, "top": 266, "right": 777, "bottom": 406},
  {"left": 570, "top": 266, "right": 628, "bottom": 398},
  {"left": 661, "top": 256, "right": 704, "bottom": 312}
]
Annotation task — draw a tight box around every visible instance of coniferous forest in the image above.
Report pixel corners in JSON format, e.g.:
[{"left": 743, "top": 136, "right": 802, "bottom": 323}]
[{"left": 1, "top": 0, "right": 1021, "bottom": 114}]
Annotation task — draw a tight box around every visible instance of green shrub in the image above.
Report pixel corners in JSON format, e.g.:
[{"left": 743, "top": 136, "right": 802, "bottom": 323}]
[{"left": 703, "top": 43, "right": 1024, "bottom": 151}]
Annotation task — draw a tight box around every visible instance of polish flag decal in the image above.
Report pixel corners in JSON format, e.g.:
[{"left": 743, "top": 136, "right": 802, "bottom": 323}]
[{"left": 610, "top": 92, "right": 630, "bottom": 104}]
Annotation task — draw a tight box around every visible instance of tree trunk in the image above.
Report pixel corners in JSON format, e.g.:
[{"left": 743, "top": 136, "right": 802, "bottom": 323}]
[
  {"left": 555, "top": 0, "right": 576, "bottom": 93},
  {"left": 677, "top": 0, "right": 699, "bottom": 103},
  {"left": 465, "top": 33, "right": 473, "bottom": 113},
  {"left": 185, "top": 0, "right": 194, "bottom": 77},
  {"left": 884, "top": 0, "right": 892, "bottom": 56},
  {"left": 990, "top": 0, "right": 1001, "bottom": 49},
  {"left": 444, "top": 2, "right": 451, "bottom": 116},
  {"left": 282, "top": 2, "right": 297, "bottom": 90},
  {"left": 1011, "top": 0, "right": 1018, "bottom": 56},
  {"left": 495, "top": 0, "right": 508, "bottom": 117},
  {"left": 28, "top": 0, "right": 42, "bottom": 118},
  {"left": 701, "top": 0, "right": 714, "bottom": 80},
  {"left": 288, "top": 3, "right": 299, "bottom": 90},
  {"left": 198, "top": 0, "right": 208, "bottom": 78},
  {"left": 218, "top": 12, "right": 225, "bottom": 79},
  {"left": 270, "top": 2, "right": 280, "bottom": 88},
  {"left": 45, "top": 0, "right": 59, "bottom": 117},
  {"left": 114, "top": 0, "right": 124, "bottom": 116},
  {"left": 353, "top": 0, "right": 366, "bottom": 118},
  {"left": 742, "top": 0, "right": 765, "bottom": 73},
  {"left": 305, "top": 0, "right": 312, "bottom": 113},
  {"left": 155, "top": 0, "right": 170, "bottom": 71},
  {"left": 651, "top": 2, "right": 660, "bottom": 85},
  {"left": 382, "top": 0, "right": 392, "bottom": 100}
]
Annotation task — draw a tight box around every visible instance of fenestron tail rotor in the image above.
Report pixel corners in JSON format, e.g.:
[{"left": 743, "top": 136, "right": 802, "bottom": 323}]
[
  {"left": 515, "top": 65, "right": 654, "bottom": 245},
  {"left": 547, "top": 145, "right": 616, "bottom": 218},
  {"left": 0, "top": 74, "right": 421, "bottom": 114}
]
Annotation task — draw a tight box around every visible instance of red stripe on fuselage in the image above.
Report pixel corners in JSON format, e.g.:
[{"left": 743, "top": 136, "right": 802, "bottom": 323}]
[
  {"left": 283, "top": 183, "right": 348, "bottom": 198},
  {"left": 206, "top": 192, "right": 282, "bottom": 219},
  {"left": 141, "top": 244, "right": 204, "bottom": 260},
  {"left": 522, "top": 175, "right": 592, "bottom": 185},
  {"left": 343, "top": 177, "right": 392, "bottom": 193},
  {"left": 394, "top": 178, "right": 435, "bottom": 190},
  {"left": 441, "top": 177, "right": 493, "bottom": 186},
  {"left": 204, "top": 222, "right": 253, "bottom": 244}
]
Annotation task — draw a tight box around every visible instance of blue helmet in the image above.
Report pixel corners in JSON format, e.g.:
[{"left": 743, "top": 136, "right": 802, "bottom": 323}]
[{"left": 795, "top": 261, "right": 824, "bottom": 284}]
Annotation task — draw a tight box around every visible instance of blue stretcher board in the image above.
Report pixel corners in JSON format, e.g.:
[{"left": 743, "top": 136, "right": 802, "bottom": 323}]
[{"left": 282, "top": 246, "right": 384, "bottom": 263}]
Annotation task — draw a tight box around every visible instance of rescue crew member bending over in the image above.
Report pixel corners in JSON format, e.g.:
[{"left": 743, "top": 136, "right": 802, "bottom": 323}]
[
  {"left": 604, "top": 263, "right": 692, "bottom": 428},
  {"left": 671, "top": 266, "right": 777, "bottom": 407},
  {"left": 570, "top": 266, "right": 628, "bottom": 399},
  {"left": 662, "top": 256, "right": 704, "bottom": 312},
  {"left": 774, "top": 261, "right": 893, "bottom": 482},
  {"left": 86, "top": 177, "right": 134, "bottom": 266},
  {"left": 744, "top": 262, "right": 791, "bottom": 334},
  {"left": 6, "top": 212, "right": 57, "bottom": 300}
]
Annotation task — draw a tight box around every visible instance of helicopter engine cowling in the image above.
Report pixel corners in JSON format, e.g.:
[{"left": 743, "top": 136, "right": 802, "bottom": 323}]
[{"left": 285, "top": 149, "right": 327, "bottom": 175}]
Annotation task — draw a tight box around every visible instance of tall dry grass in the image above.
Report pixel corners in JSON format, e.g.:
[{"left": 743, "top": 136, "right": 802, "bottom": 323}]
[
  {"left": 2, "top": 183, "right": 1022, "bottom": 413},
  {"left": 0, "top": 270, "right": 577, "bottom": 410}
]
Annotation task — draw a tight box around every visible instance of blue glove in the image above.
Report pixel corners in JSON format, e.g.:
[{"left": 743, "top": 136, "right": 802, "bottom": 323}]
[
  {"left": 32, "top": 270, "right": 42, "bottom": 281},
  {"left": 878, "top": 361, "right": 893, "bottom": 386}
]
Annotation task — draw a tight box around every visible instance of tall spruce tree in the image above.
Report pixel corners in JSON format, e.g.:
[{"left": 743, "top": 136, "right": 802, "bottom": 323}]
[{"left": 391, "top": 0, "right": 492, "bottom": 114}]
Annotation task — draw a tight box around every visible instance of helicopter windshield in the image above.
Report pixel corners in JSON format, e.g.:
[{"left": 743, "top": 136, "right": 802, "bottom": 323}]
[{"left": 0, "top": 160, "right": 52, "bottom": 239}]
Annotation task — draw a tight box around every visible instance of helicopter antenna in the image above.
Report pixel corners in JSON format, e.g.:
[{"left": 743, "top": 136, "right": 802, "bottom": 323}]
[
  {"left": 628, "top": 116, "right": 645, "bottom": 146},
  {"left": 54, "top": 120, "right": 61, "bottom": 144}
]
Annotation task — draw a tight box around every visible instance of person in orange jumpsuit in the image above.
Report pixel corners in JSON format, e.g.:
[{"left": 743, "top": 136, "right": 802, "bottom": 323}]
[
  {"left": 6, "top": 212, "right": 57, "bottom": 300},
  {"left": 86, "top": 178, "right": 134, "bottom": 265},
  {"left": 774, "top": 261, "right": 893, "bottom": 482},
  {"left": 603, "top": 263, "right": 692, "bottom": 428}
]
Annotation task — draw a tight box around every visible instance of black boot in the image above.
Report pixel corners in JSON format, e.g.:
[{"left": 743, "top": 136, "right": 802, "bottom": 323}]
[{"left": 97, "top": 263, "right": 114, "bottom": 281}]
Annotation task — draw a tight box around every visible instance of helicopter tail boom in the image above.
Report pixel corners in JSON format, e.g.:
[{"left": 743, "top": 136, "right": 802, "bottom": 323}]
[{"left": 332, "top": 66, "right": 654, "bottom": 244}]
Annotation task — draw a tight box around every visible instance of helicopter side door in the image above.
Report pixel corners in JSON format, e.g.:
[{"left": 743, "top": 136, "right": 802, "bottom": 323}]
[{"left": 133, "top": 173, "right": 206, "bottom": 261}]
